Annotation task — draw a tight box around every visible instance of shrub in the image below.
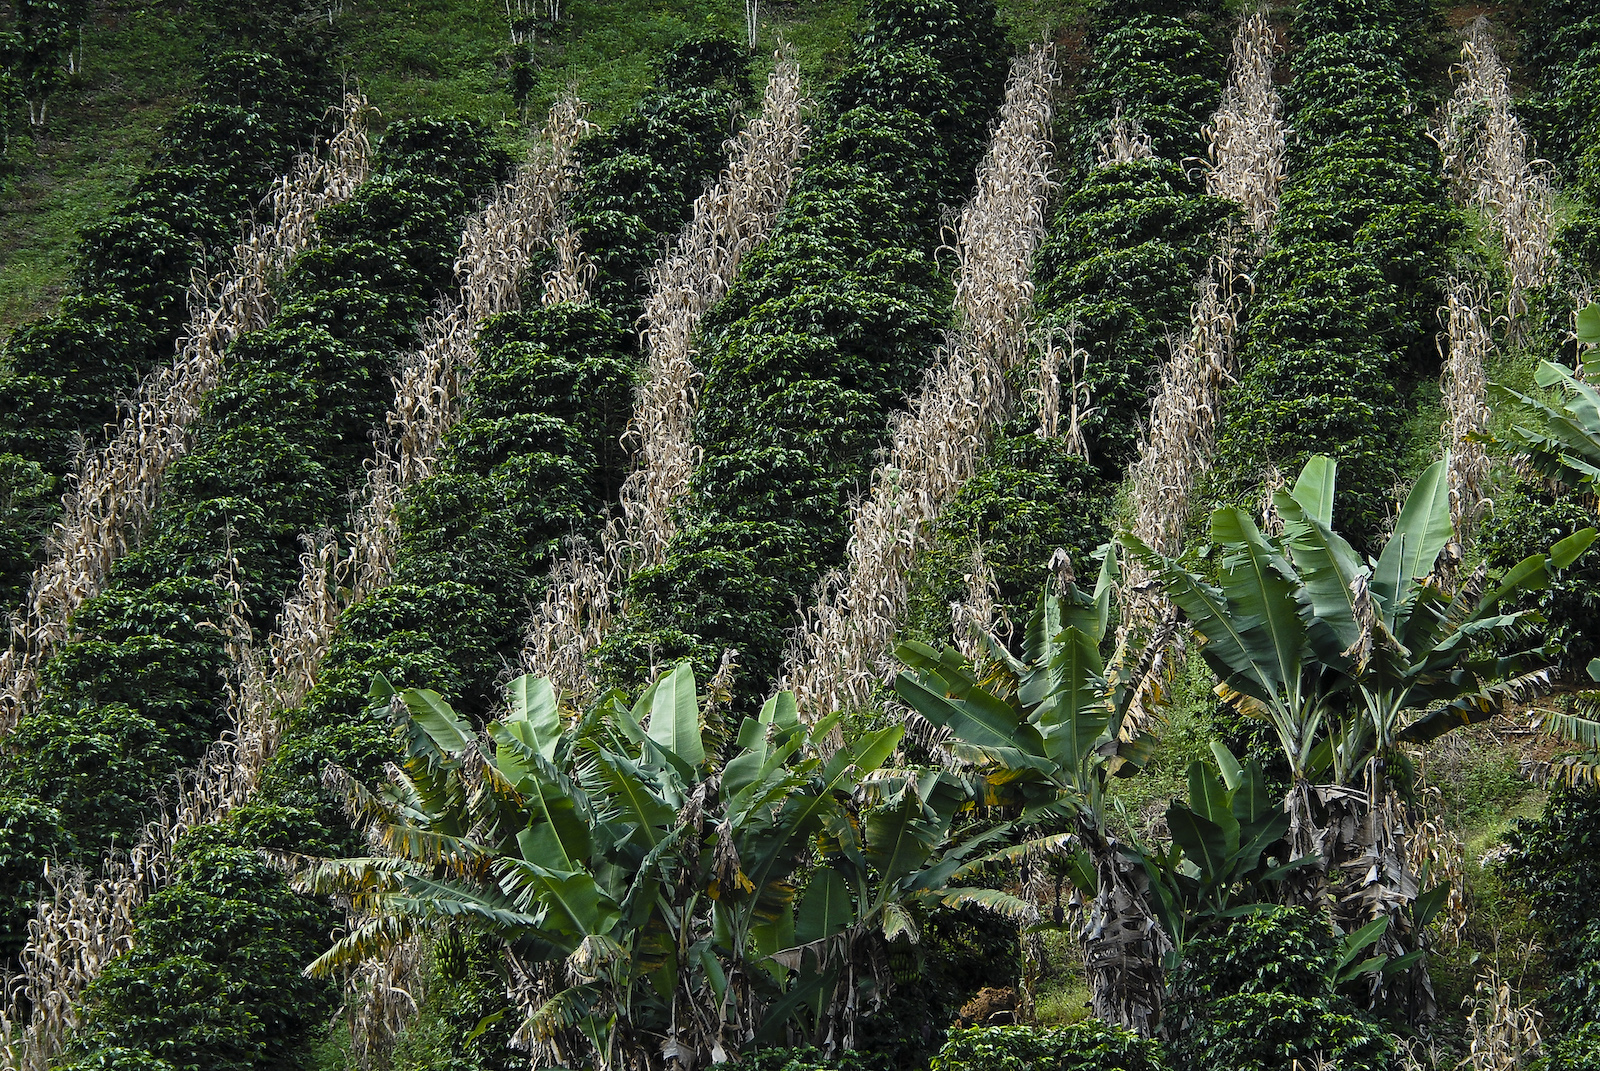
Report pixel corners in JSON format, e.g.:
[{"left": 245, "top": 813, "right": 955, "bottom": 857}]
[
  {"left": 931, "top": 1023, "right": 1167, "bottom": 1071},
  {"left": 904, "top": 0, "right": 1228, "bottom": 637},
  {"left": 0, "top": 44, "right": 338, "bottom": 606},
  {"left": 0, "top": 116, "right": 506, "bottom": 905},
  {"left": 1178, "top": 992, "right": 1397, "bottom": 1071},
  {"left": 1504, "top": 785, "right": 1600, "bottom": 1034},
  {"left": 71, "top": 837, "right": 337, "bottom": 1071},
  {"left": 0, "top": 796, "right": 73, "bottom": 959},
  {"left": 1477, "top": 480, "right": 1600, "bottom": 680},
  {"left": 1167, "top": 906, "right": 1397, "bottom": 1071},
  {"left": 1538, "top": 1021, "right": 1600, "bottom": 1071},
  {"left": 64, "top": 40, "right": 758, "bottom": 1069}
]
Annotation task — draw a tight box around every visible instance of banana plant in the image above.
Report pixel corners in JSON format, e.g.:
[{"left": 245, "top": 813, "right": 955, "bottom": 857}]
[
  {"left": 1121, "top": 455, "right": 1594, "bottom": 789},
  {"left": 766, "top": 764, "right": 1046, "bottom": 1052},
  {"left": 1138, "top": 742, "right": 1313, "bottom": 961},
  {"left": 299, "top": 663, "right": 911, "bottom": 1069},
  {"left": 895, "top": 547, "right": 1173, "bottom": 1038},
  {"left": 1123, "top": 454, "right": 1592, "bottom": 1019},
  {"left": 1492, "top": 300, "right": 1600, "bottom": 487},
  {"left": 1489, "top": 300, "right": 1600, "bottom": 787}
]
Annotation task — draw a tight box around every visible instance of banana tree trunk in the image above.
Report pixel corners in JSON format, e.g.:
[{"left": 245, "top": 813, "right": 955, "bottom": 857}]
[
  {"left": 1076, "top": 817, "right": 1170, "bottom": 1037},
  {"left": 1283, "top": 772, "right": 1437, "bottom": 1023},
  {"left": 1332, "top": 766, "right": 1436, "bottom": 1022}
]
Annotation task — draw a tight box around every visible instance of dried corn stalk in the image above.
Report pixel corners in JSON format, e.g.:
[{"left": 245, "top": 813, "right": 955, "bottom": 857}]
[
  {"left": 0, "top": 101, "right": 587, "bottom": 1071},
  {"left": 782, "top": 45, "right": 1058, "bottom": 719},
  {"left": 1204, "top": 13, "right": 1287, "bottom": 236},
  {"left": 539, "top": 224, "right": 595, "bottom": 306},
  {"left": 1122, "top": 11, "right": 1284, "bottom": 642},
  {"left": 340, "top": 932, "right": 428, "bottom": 1069},
  {"left": 1463, "top": 964, "right": 1543, "bottom": 1071},
  {"left": 1438, "top": 19, "right": 1556, "bottom": 325},
  {"left": 0, "top": 95, "right": 375, "bottom": 734},
  {"left": 621, "top": 54, "right": 808, "bottom": 568},
  {"left": 1096, "top": 108, "right": 1153, "bottom": 166},
  {"left": 263, "top": 97, "right": 585, "bottom": 709},
  {"left": 1406, "top": 787, "right": 1469, "bottom": 949},
  {"left": 1439, "top": 275, "right": 1494, "bottom": 537},
  {"left": 521, "top": 534, "right": 617, "bottom": 704},
  {"left": 951, "top": 544, "right": 1004, "bottom": 662},
  {"left": 521, "top": 57, "right": 810, "bottom": 701}
]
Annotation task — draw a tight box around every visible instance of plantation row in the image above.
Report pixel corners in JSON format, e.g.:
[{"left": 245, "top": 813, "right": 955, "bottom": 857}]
[
  {"left": 904, "top": 0, "right": 1232, "bottom": 642},
  {"left": 1213, "top": 0, "right": 1456, "bottom": 547},
  {"left": 591, "top": 1, "right": 1011, "bottom": 698},
  {"left": 1477, "top": 0, "right": 1600, "bottom": 1060}
]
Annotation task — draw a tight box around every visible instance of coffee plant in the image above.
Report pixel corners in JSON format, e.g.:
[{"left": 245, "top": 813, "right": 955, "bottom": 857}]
[
  {"left": 597, "top": 0, "right": 1009, "bottom": 696},
  {"left": 0, "top": 117, "right": 511, "bottom": 950},
  {"left": 52, "top": 40, "right": 755, "bottom": 1071},
  {"left": 907, "top": 0, "right": 1230, "bottom": 636},
  {"left": 0, "top": 41, "right": 341, "bottom": 609},
  {"left": 1213, "top": 0, "right": 1457, "bottom": 548},
  {"left": 0, "top": 1, "right": 1597, "bottom": 1067}
]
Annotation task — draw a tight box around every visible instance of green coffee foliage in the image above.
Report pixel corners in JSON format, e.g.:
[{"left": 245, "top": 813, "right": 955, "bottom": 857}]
[
  {"left": 280, "top": 37, "right": 748, "bottom": 781},
  {"left": 1178, "top": 992, "right": 1396, "bottom": 1071},
  {"left": 931, "top": 1023, "right": 1167, "bottom": 1071},
  {"left": 0, "top": 46, "right": 339, "bottom": 600},
  {"left": 67, "top": 834, "right": 338, "bottom": 1071},
  {"left": 1478, "top": 482, "right": 1600, "bottom": 681},
  {"left": 602, "top": 0, "right": 1008, "bottom": 696},
  {"left": 1549, "top": 923, "right": 1600, "bottom": 1035},
  {"left": 62, "top": 42, "right": 758, "bottom": 1070},
  {"left": 908, "top": 0, "right": 1227, "bottom": 637},
  {"left": 1538, "top": 1021, "right": 1600, "bottom": 1071},
  {"left": 1167, "top": 907, "right": 1396, "bottom": 1071},
  {"left": 0, "top": 795, "right": 71, "bottom": 960},
  {"left": 1516, "top": 0, "right": 1600, "bottom": 207},
  {"left": 1503, "top": 786, "right": 1600, "bottom": 1032},
  {"left": 1033, "top": 159, "right": 1233, "bottom": 472},
  {"left": 741, "top": 1049, "right": 885, "bottom": 1071},
  {"left": 1065, "top": 11, "right": 1222, "bottom": 175},
  {"left": 1213, "top": 0, "right": 1456, "bottom": 548},
  {"left": 386, "top": 932, "right": 521, "bottom": 1071},
  {"left": 907, "top": 435, "right": 1110, "bottom": 641},
  {"left": 572, "top": 35, "right": 750, "bottom": 317},
  {"left": 0, "top": 117, "right": 506, "bottom": 893},
  {"left": 0, "top": 452, "right": 54, "bottom": 609}
]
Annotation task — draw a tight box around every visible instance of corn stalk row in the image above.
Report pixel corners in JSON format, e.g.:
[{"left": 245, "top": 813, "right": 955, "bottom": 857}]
[
  {"left": 0, "top": 103, "right": 586, "bottom": 1071},
  {"left": 0, "top": 95, "right": 375, "bottom": 734},
  {"left": 779, "top": 44, "right": 1059, "bottom": 719},
  {"left": 1438, "top": 19, "right": 1556, "bottom": 324},
  {"left": 1439, "top": 275, "right": 1495, "bottom": 537},
  {"left": 519, "top": 58, "right": 811, "bottom": 699},
  {"left": 1122, "top": 11, "right": 1286, "bottom": 639},
  {"left": 1204, "top": 13, "right": 1286, "bottom": 236},
  {"left": 619, "top": 54, "right": 808, "bottom": 569},
  {"left": 1436, "top": 24, "right": 1557, "bottom": 539}
]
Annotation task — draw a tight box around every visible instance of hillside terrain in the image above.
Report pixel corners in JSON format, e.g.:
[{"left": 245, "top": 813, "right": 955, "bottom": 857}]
[{"left": 0, "top": 0, "right": 1598, "bottom": 1069}]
